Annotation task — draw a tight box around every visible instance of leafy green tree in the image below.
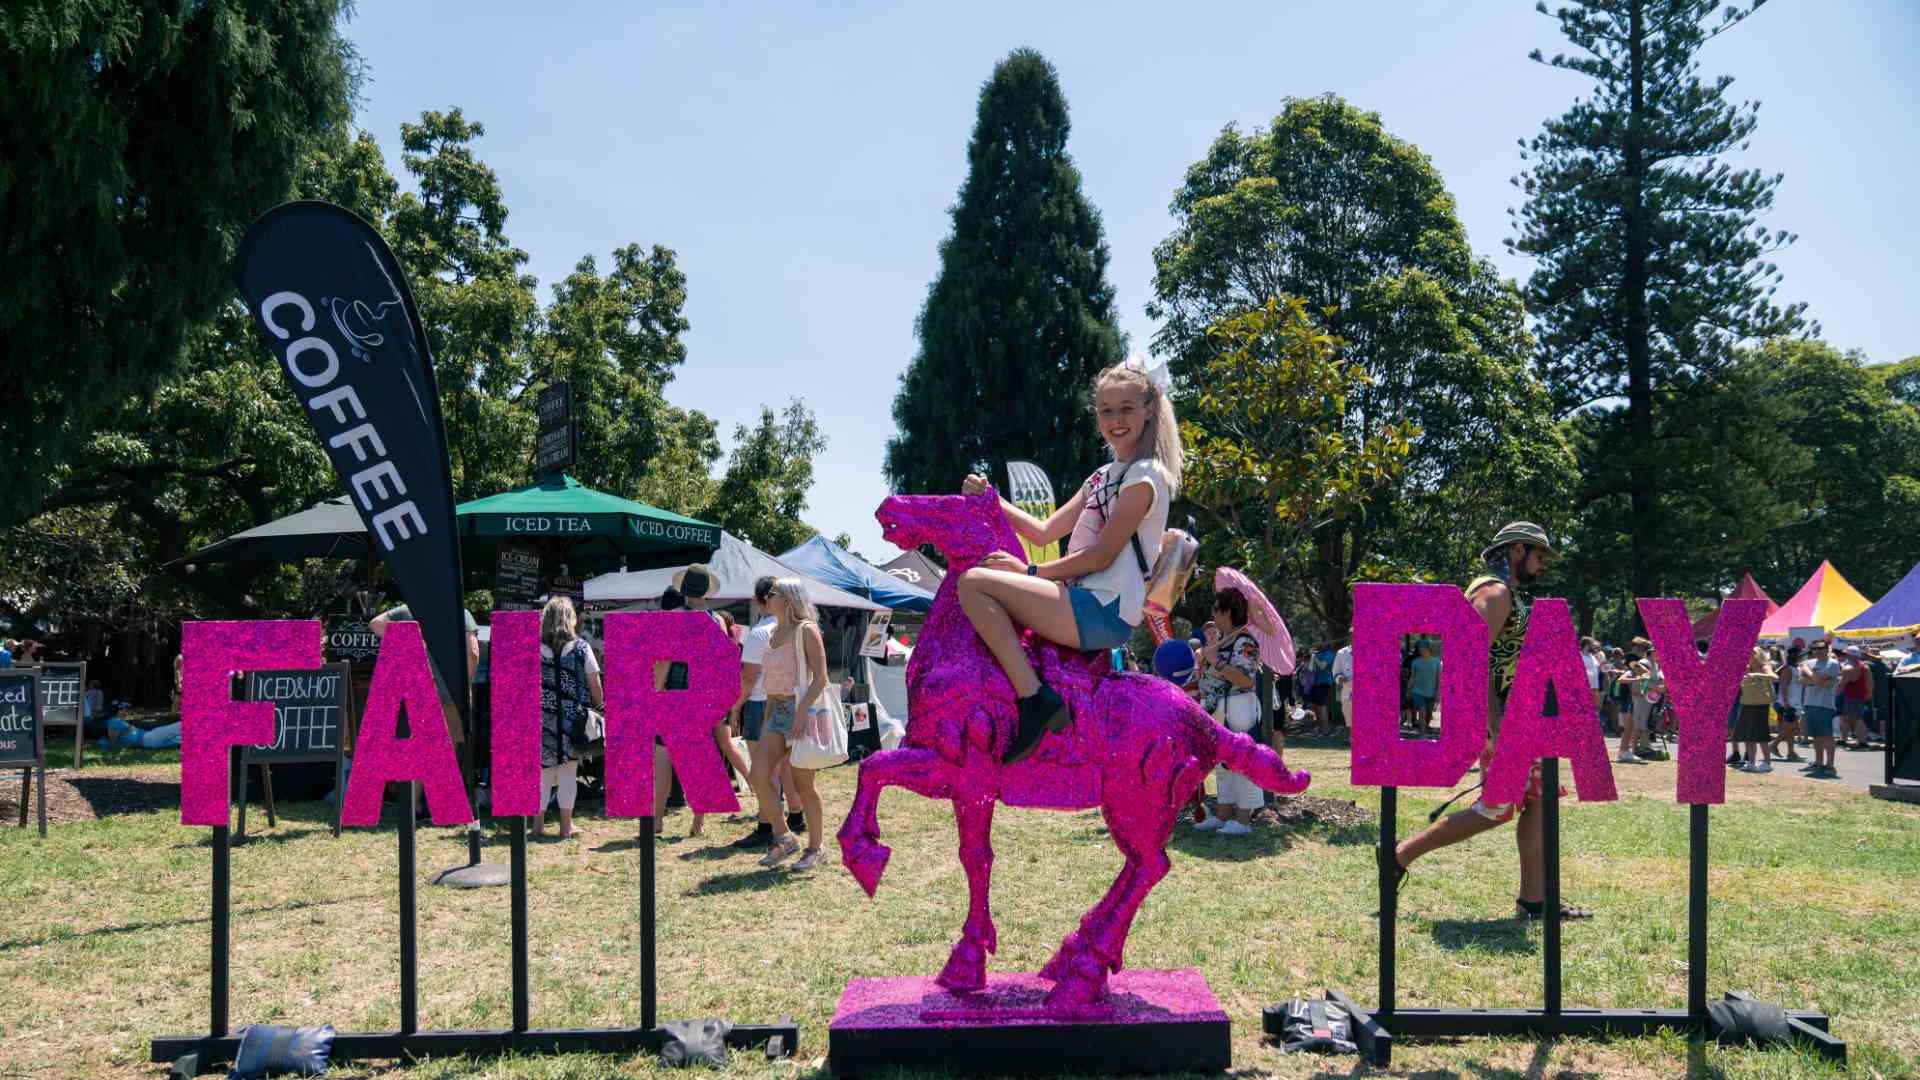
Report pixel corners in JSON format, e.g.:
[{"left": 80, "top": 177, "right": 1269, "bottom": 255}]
[
  {"left": 0, "top": 0, "right": 360, "bottom": 525},
  {"left": 886, "top": 48, "right": 1125, "bottom": 498},
  {"left": 1180, "top": 297, "right": 1414, "bottom": 609},
  {"left": 534, "top": 244, "right": 711, "bottom": 508},
  {"left": 1512, "top": 0, "right": 1808, "bottom": 600},
  {"left": 704, "top": 401, "right": 827, "bottom": 554},
  {"left": 1734, "top": 340, "right": 1920, "bottom": 599},
  {"left": 1151, "top": 96, "right": 1574, "bottom": 629},
  {"left": 386, "top": 109, "right": 541, "bottom": 502}
]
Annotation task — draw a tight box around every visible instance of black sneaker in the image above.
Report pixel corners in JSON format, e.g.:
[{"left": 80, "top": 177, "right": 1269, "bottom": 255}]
[
  {"left": 1004, "top": 683, "right": 1069, "bottom": 765},
  {"left": 786, "top": 811, "right": 806, "bottom": 834},
  {"left": 730, "top": 823, "right": 774, "bottom": 850}
]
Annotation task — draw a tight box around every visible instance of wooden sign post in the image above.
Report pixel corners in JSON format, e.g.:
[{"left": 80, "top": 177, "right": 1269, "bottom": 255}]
[
  {"left": 0, "top": 669, "right": 46, "bottom": 836},
  {"left": 235, "top": 663, "right": 352, "bottom": 838}
]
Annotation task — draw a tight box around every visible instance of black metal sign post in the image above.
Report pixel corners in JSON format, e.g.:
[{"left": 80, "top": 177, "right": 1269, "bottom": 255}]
[
  {"left": 2, "top": 669, "right": 47, "bottom": 837},
  {"left": 1287, "top": 761, "right": 1846, "bottom": 1065}
]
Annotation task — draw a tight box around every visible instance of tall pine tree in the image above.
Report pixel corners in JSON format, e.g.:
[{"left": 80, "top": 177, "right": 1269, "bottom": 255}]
[
  {"left": 1511, "top": 0, "right": 1808, "bottom": 599},
  {"left": 885, "top": 49, "right": 1124, "bottom": 498}
]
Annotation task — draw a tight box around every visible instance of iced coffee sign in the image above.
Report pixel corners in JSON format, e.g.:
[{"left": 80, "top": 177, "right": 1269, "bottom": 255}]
[{"left": 0, "top": 671, "right": 41, "bottom": 765}]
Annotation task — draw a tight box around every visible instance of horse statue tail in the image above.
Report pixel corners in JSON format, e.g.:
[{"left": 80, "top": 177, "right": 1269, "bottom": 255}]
[{"left": 1209, "top": 722, "right": 1312, "bottom": 795}]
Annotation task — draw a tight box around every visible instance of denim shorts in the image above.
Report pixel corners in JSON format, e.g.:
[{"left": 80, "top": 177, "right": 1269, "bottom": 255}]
[
  {"left": 1068, "top": 587, "right": 1134, "bottom": 651},
  {"left": 765, "top": 697, "right": 798, "bottom": 739},
  {"left": 1802, "top": 705, "right": 1836, "bottom": 740},
  {"left": 740, "top": 699, "right": 765, "bottom": 742}
]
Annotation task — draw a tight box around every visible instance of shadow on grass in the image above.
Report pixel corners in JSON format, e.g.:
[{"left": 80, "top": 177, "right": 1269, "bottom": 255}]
[
  {"left": 0, "top": 893, "right": 379, "bottom": 952},
  {"left": 685, "top": 866, "right": 798, "bottom": 896},
  {"left": 1429, "top": 917, "right": 1536, "bottom": 955},
  {"left": 1165, "top": 819, "right": 1375, "bottom": 861}
]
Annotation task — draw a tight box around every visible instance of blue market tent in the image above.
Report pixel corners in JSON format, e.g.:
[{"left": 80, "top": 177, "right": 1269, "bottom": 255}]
[{"left": 778, "top": 536, "right": 935, "bottom": 612}]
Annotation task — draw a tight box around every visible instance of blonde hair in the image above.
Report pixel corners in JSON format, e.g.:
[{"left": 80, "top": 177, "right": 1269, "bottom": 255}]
[
  {"left": 541, "top": 595, "right": 578, "bottom": 655},
  {"left": 1749, "top": 646, "right": 1773, "bottom": 673},
  {"left": 770, "top": 577, "right": 818, "bottom": 628},
  {"left": 1092, "top": 363, "right": 1183, "bottom": 492}
]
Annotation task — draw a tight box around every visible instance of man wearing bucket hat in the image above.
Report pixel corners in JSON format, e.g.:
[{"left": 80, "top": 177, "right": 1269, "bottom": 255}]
[{"left": 1382, "top": 521, "right": 1592, "bottom": 922}]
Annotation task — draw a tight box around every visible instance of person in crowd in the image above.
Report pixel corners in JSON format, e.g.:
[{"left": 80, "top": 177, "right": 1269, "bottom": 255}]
[
  {"left": 1618, "top": 637, "right": 1662, "bottom": 762},
  {"left": 672, "top": 565, "right": 754, "bottom": 838},
  {"left": 1734, "top": 647, "right": 1777, "bottom": 773},
  {"left": 534, "top": 596, "right": 601, "bottom": 839},
  {"left": 1192, "top": 588, "right": 1263, "bottom": 835},
  {"left": 1838, "top": 645, "right": 1873, "bottom": 750},
  {"left": 369, "top": 599, "right": 481, "bottom": 780},
  {"left": 749, "top": 577, "right": 833, "bottom": 870},
  {"left": 1604, "top": 646, "right": 1629, "bottom": 735},
  {"left": 0, "top": 639, "right": 12, "bottom": 668},
  {"left": 730, "top": 576, "right": 806, "bottom": 851},
  {"left": 1580, "top": 637, "right": 1605, "bottom": 732},
  {"left": 1331, "top": 636, "right": 1354, "bottom": 737},
  {"left": 1408, "top": 641, "right": 1442, "bottom": 735},
  {"left": 954, "top": 360, "right": 1183, "bottom": 763},
  {"left": 1385, "top": 521, "right": 1590, "bottom": 921},
  {"left": 1305, "top": 641, "right": 1335, "bottom": 737},
  {"left": 172, "top": 651, "right": 184, "bottom": 720},
  {"left": 1771, "top": 643, "right": 1806, "bottom": 762},
  {"left": 1796, "top": 639, "right": 1843, "bottom": 779}
]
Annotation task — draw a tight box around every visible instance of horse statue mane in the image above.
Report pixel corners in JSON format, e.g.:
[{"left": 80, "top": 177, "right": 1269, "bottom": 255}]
[{"left": 838, "top": 487, "right": 1310, "bottom": 1010}]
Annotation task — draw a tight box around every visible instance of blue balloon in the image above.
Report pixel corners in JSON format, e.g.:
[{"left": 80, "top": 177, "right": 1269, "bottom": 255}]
[{"left": 1153, "top": 639, "right": 1197, "bottom": 682}]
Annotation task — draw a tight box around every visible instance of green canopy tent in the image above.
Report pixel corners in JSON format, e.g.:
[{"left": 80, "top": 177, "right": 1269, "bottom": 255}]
[{"left": 455, "top": 474, "right": 721, "bottom": 574}]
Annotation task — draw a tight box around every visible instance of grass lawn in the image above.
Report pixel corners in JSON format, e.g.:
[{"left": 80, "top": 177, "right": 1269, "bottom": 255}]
[{"left": 1, "top": 744, "right": 1915, "bottom": 1079}]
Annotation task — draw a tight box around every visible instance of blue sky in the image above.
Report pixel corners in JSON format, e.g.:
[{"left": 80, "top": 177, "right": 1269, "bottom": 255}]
[{"left": 343, "top": 1, "right": 1919, "bottom": 562}]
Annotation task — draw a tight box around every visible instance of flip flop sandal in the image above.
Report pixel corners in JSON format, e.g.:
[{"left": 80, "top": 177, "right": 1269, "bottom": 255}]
[{"left": 1377, "top": 844, "right": 1408, "bottom": 890}]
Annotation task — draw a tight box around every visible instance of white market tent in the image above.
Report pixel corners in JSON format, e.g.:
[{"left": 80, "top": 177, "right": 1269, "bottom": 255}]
[{"left": 584, "top": 530, "right": 885, "bottom": 612}]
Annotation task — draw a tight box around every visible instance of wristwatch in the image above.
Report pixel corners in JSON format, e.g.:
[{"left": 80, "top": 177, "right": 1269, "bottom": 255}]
[{"left": 1026, "top": 563, "right": 1039, "bottom": 577}]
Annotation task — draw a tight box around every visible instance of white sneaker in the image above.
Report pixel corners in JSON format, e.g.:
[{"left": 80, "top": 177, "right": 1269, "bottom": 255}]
[
  {"left": 1193, "top": 815, "right": 1224, "bottom": 831},
  {"left": 1750, "top": 762, "right": 1772, "bottom": 773},
  {"left": 1218, "top": 821, "right": 1253, "bottom": 836},
  {"left": 1737, "top": 763, "right": 1757, "bottom": 772},
  {"left": 1618, "top": 751, "right": 1641, "bottom": 763}
]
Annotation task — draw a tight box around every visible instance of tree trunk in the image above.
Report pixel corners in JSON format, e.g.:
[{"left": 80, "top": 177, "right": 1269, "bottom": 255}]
[
  {"left": 1315, "top": 522, "right": 1352, "bottom": 636},
  {"left": 1624, "top": 0, "right": 1658, "bottom": 611}
]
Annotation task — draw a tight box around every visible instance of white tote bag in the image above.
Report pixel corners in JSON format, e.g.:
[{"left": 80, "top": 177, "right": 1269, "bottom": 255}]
[{"left": 788, "top": 622, "right": 849, "bottom": 769}]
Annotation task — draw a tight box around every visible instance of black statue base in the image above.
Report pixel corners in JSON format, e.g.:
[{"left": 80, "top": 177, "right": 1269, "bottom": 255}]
[{"left": 829, "top": 970, "right": 1229, "bottom": 1077}]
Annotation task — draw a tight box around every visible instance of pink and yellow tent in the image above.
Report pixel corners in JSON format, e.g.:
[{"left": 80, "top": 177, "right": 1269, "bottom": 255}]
[
  {"left": 1757, "top": 561, "right": 1873, "bottom": 640},
  {"left": 1693, "top": 572, "right": 1779, "bottom": 640}
]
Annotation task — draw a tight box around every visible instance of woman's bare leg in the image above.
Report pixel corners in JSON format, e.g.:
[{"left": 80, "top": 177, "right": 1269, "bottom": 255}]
[
  {"left": 790, "top": 766, "right": 824, "bottom": 850},
  {"left": 955, "top": 568, "right": 1082, "bottom": 696}
]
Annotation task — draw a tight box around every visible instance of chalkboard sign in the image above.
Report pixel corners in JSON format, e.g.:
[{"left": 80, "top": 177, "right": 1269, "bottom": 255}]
[
  {"left": 236, "top": 662, "right": 350, "bottom": 838},
  {"left": 0, "top": 670, "right": 41, "bottom": 766},
  {"left": 1, "top": 669, "right": 46, "bottom": 836},
  {"left": 323, "top": 615, "right": 381, "bottom": 664},
  {"left": 240, "top": 664, "right": 351, "bottom": 761},
  {"left": 495, "top": 543, "right": 543, "bottom": 611},
  {"left": 35, "top": 661, "right": 86, "bottom": 769}
]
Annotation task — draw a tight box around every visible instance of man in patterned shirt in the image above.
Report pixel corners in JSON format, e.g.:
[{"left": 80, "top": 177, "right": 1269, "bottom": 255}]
[{"left": 1380, "top": 522, "right": 1591, "bottom": 921}]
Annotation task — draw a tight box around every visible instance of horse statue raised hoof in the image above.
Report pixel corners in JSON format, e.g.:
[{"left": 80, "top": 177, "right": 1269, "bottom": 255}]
[{"left": 837, "top": 486, "right": 1311, "bottom": 1011}]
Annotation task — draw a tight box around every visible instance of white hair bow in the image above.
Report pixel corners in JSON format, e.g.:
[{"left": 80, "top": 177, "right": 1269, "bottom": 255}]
[{"left": 1122, "top": 352, "right": 1172, "bottom": 393}]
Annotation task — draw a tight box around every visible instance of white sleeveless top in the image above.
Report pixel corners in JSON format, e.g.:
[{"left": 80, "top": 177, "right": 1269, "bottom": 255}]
[{"left": 1066, "top": 459, "right": 1170, "bottom": 626}]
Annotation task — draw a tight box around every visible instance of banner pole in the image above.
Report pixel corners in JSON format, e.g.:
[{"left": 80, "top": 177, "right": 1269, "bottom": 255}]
[
  {"left": 400, "top": 782, "right": 418, "bottom": 1034},
  {"left": 642, "top": 814, "right": 657, "bottom": 1031}
]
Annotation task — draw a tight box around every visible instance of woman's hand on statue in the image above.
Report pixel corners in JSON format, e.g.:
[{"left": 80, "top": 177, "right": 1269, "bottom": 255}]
[
  {"left": 961, "top": 473, "right": 989, "bottom": 496},
  {"left": 980, "top": 551, "right": 1026, "bottom": 574}
]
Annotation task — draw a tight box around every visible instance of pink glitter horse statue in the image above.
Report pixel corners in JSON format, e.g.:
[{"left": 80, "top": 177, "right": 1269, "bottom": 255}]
[{"left": 838, "top": 488, "right": 1312, "bottom": 1008}]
